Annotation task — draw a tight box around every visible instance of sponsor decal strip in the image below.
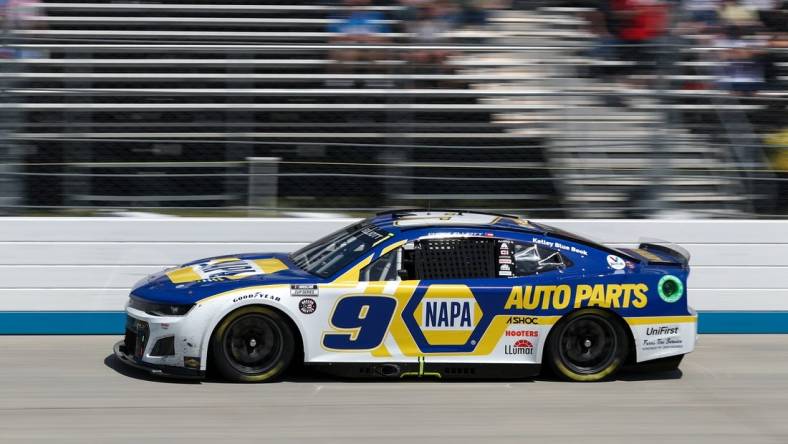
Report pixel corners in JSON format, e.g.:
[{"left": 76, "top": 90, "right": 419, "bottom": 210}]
[
  {"left": 625, "top": 316, "right": 697, "bottom": 326},
  {"left": 504, "top": 284, "right": 649, "bottom": 310},
  {"left": 195, "top": 284, "right": 289, "bottom": 304}
]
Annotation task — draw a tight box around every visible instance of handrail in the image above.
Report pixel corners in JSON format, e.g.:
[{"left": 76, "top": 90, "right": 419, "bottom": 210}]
[
  {"left": 26, "top": 16, "right": 399, "bottom": 25},
  {"left": 39, "top": 3, "right": 406, "bottom": 12}
]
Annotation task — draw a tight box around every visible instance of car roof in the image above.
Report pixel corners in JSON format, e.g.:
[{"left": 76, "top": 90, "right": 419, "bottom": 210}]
[
  {"left": 368, "top": 209, "right": 640, "bottom": 262},
  {"left": 370, "top": 209, "right": 541, "bottom": 233}
]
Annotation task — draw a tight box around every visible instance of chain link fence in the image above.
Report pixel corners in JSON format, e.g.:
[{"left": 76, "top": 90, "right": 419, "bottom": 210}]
[{"left": 1, "top": 0, "right": 786, "bottom": 217}]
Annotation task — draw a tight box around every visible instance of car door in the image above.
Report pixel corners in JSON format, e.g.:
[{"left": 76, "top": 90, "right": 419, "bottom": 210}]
[
  {"left": 316, "top": 233, "right": 572, "bottom": 364},
  {"left": 397, "top": 234, "right": 571, "bottom": 363},
  {"left": 491, "top": 237, "right": 574, "bottom": 363}
]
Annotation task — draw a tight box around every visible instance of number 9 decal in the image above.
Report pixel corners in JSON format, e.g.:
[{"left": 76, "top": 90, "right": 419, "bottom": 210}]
[{"left": 322, "top": 296, "right": 397, "bottom": 350}]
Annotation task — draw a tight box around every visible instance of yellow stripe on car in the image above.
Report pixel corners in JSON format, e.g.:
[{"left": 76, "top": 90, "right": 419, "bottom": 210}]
[
  {"left": 166, "top": 267, "right": 201, "bottom": 284},
  {"left": 332, "top": 254, "right": 373, "bottom": 283},
  {"left": 625, "top": 316, "right": 697, "bottom": 326},
  {"left": 253, "top": 258, "right": 289, "bottom": 274}
]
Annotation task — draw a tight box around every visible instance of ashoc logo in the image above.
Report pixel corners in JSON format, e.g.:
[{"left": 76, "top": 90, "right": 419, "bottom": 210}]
[
  {"left": 505, "top": 339, "right": 534, "bottom": 355},
  {"left": 506, "top": 316, "right": 538, "bottom": 325}
]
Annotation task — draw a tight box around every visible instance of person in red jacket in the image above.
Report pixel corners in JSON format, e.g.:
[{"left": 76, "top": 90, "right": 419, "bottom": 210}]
[{"left": 588, "top": 0, "right": 670, "bottom": 81}]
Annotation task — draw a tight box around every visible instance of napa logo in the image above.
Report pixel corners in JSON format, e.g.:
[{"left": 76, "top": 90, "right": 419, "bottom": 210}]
[
  {"left": 421, "top": 298, "right": 476, "bottom": 330},
  {"left": 197, "top": 258, "right": 259, "bottom": 278},
  {"left": 166, "top": 257, "right": 289, "bottom": 284},
  {"left": 411, "top": 285, "right": 483, "bottom": 347}
]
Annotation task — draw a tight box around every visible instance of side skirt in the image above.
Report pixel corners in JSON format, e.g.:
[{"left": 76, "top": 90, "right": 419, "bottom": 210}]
[
  {"left": 306, "top": 361, "right": 541, "bottom": 380},
  {"left": 625, "top": 354, "right": 684, "bottom": 374}
]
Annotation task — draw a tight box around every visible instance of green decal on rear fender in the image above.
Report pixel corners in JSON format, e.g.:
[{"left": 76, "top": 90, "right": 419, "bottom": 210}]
[{"left": 658, "top": 275, "right": 684, "bottom": 303}]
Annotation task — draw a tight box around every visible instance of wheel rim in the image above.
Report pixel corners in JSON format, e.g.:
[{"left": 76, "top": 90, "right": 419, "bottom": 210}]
[
  {"left": 223, "top": 313, "right": 284, "bottom": 375},
  {"left": 557, "top": 315, "right": 618, "bottom": 375}
]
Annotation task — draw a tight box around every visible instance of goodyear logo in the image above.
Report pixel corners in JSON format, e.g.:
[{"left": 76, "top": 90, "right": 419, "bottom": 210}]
[
  {"left": 505, "top": 284, "right": 649, "bottom": 310},
  {"left": 422, "top": 298, "right": 476, "bottom": 330}
]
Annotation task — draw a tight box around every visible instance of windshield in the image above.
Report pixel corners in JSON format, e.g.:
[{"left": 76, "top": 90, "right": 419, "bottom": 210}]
[{"left": 289, "top": 221, "right": 391, "bottom": 278}]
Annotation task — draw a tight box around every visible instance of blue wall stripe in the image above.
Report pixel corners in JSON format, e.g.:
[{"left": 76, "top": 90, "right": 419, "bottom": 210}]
[
  {"left": 1, "top": 311, "right": 788, "bottom": 334},
  {"left": 0, "top": 311, "right": 126, "bottom": 334},
  {"left": 697, "top": 311, "right": 788, "bottom": 334}
]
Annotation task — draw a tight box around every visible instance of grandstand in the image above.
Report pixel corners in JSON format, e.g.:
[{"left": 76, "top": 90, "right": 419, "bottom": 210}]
[{"left": 1, "top": 0, "right": 786, "bottom": 216}]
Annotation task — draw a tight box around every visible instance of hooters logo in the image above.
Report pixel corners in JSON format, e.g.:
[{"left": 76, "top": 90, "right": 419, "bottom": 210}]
[{"left": 505, "top": 330, "right": 538, "bottom": 337}]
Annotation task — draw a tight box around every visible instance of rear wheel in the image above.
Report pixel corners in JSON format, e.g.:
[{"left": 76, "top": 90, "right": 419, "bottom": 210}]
[
  {"left": 211, "top": 306, "right": 295, "bottom": 383},
  {"left": 547, "top": 309, "right": 628, "bottom": 382}
]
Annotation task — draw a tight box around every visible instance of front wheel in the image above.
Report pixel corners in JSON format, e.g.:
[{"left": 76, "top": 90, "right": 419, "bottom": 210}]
[
  {"left": 547, "top": 309, "right": 629, "bottom": 382},
  {"left": 211, "top": 306, "right": 295, "bottom": 383}
]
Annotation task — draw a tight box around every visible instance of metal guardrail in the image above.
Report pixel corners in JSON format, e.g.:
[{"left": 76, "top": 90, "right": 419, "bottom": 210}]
[{"left": 0, "top": 217, "right": 785, "bottom": 334}]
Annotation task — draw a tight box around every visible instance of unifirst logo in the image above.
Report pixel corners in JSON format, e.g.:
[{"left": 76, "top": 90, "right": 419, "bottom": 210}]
[
  {"left": 422, "top": 298, "right": 475, "bottom": 330},
  {"left": 504, "top": 284, "right": 649, "bottom": 310}
]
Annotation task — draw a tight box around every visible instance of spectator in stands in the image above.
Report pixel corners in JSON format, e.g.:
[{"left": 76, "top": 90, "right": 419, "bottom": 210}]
[
  {"left": 714, "top": 25, "right": 767, "bottom": 94},
  {"left": 741, "top": 0, "right": 781, "bottom": 27},
  {"left": 457, "top": 0, "right": 490, "bottom": 27},
  {"left": 682, "top": 0, "right": 721, "bottom": 30},
  {"left": 719, "top": 0, "right": 760, "bottom": 27},
  {"left": 326, "top": 0, "right": 392, "bottom": 87},
  {"left": 0, "top": 0, "right": 46, "bottom": 59},
  {"left": 403, "top": 0, "right": 460, "bottom": 71},
  {"left": 587, "top": 0, "right": 670, "bottom": 93},
  {"left": 759, "top": 27, "right": 785, "bottom": 89},
  {"left": 758, "top": 0, "right": 786, "bottom": 30}
]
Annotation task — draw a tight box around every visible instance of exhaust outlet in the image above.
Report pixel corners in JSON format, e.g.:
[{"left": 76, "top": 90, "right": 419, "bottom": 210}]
[{"left": 376, "top": 363, "right": 401, "bottom": 377}]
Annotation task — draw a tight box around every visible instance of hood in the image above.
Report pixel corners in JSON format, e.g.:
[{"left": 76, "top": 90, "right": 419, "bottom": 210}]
[{"left": 131, "top": 253, "right": 317, "bottom": 304}]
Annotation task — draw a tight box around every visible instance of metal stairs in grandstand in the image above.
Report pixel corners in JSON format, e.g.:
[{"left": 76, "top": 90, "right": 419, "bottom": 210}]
[{"left": 474, "top": 7, "right": 755, "bottom": 218}]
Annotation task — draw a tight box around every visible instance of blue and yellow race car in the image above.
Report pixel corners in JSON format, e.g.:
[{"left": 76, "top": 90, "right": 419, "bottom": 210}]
[{"left": 114, "top": 210, "right": 696, "bottom": 382}]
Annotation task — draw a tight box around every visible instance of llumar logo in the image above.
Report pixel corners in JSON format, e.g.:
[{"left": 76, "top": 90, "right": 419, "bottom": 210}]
[
  {"left": 505, "top": 339, "right": 534, "bottom": 355},
  {"left": 504, "top": 284, "right": 648, "bottom": 310}
]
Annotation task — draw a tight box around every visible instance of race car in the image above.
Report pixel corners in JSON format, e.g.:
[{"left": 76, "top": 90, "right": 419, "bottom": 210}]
[{"left": 114, "top": 210, "right": 696, "bottom": 382}]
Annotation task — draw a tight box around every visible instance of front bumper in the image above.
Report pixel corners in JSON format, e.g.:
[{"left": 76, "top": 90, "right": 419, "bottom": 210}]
[
  {"left": 113, "top": 340, "right": 204, "bottom": 379},
  {"left": 113, "top": 307, "right": 207, "bottom": 379}
]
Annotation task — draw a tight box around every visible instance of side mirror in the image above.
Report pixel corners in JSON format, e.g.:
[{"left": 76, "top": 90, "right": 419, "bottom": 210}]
[{"left": 397, "top": 269, "right": 409, "bottom": 280}]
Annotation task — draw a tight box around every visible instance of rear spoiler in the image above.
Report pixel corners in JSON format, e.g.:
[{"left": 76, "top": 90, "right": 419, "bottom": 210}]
[{"left": 636, "top": 240, "right": 691, "bottom": 267}]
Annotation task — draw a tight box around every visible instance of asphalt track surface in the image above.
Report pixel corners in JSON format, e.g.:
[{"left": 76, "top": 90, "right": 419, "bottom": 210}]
[{"left": 1, "top": 335, "right": 787, "bottom": 443}]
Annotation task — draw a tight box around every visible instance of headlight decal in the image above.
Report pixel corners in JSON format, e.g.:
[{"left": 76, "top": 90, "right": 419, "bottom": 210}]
[{"left": 128, "top": 296, "right": 194, "bottom": 316}]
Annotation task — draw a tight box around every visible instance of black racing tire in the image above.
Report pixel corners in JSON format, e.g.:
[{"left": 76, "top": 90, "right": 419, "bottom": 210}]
[
  {"left": 211, "top": 306, "right": 295, "bottom": 383},
  {"left": 547, "top": 309, "right": 629, "bottom": 382}
]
